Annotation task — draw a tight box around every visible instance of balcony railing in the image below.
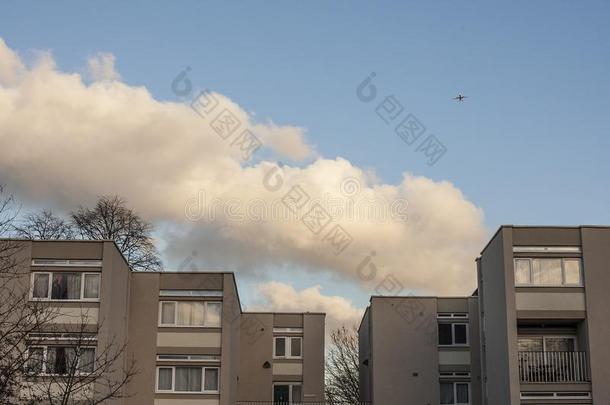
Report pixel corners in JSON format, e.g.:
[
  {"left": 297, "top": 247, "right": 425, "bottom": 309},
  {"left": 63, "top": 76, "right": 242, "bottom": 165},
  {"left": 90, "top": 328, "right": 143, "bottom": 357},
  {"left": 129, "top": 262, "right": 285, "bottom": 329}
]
[{"left": 518, "top": 351, "right": 590, "bottom": 383}]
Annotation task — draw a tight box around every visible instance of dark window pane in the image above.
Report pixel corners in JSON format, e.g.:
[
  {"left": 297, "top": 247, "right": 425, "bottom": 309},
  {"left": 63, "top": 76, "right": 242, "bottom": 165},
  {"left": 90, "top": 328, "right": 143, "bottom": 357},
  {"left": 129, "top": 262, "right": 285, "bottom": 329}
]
[
  {"left": 47, "top": 347, "right": 75, "bottom": 375},
  {"left": 440, "top": 382, "right": 454, "bottom": 404},
  {"left": 291, "top": 337, "right": 302, "bottom": 357},
  {"left": 51, "top": 273, "right": 81, "bottom": 300},
  {"left": 292, "top": 384, "right": 302, "bottom": 402},
  {"left": 456, "top": 383, "right": 469, "bottom": 403},
  {"left": 204, "top": 368, "right": 219, "bottom": 391},
  {"left": 275, "top": 337, "right": 286, "bottom": 357},
  {"left": 274, "top": 384, "right": 290, "bottom": 402},
  {"left": 438, "top": 323, "right": 452, "bottom": 345},
  {"left": 454, "top": 324, "right": 468, "bottom": 345},
  {"left": 157, "top": 368, "right": 172, "bottom": 390}
]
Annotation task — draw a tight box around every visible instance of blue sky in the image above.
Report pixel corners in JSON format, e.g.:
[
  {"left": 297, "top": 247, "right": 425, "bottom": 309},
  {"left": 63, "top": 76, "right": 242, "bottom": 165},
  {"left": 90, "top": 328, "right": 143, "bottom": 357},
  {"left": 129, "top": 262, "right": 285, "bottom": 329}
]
[{"left": 2, "top": 1, "right": 610, "bottom": 312}]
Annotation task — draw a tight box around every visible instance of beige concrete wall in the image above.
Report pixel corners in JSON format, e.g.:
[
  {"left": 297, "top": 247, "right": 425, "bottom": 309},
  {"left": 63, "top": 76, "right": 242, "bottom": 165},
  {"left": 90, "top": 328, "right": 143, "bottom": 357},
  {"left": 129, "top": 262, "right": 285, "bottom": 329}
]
[
  {"left": 126, "top": 273, "right": 159, "bottom": 404},
  {"left": 220, "top": 273, "right": 240, "bottom": 405},
  {"left": 478, "top": 227, "right": 520, "bottom": 405},
  {"left": 156, "top": 332, "right": 221, "bottom": 347},
  {"left": 515, "top": 291, "right": 586, "bottom": 311},
  {"left": 581, "top": 227, "right": 610, "bottom": 403},
  {"left": 303, "top": 313, "right": 325, "bottom": 401},
  {"left": 370, "top": 297, "right": 439, "bottom": 405},
  {"left": 358, "top": 307, "right": 372, "bottom": 402},
  {"left": 237, "top": 313, "right": 274, "bottom": 401},
  {"left": 469, "top": 297, "right": 483, "bottom": 405}
]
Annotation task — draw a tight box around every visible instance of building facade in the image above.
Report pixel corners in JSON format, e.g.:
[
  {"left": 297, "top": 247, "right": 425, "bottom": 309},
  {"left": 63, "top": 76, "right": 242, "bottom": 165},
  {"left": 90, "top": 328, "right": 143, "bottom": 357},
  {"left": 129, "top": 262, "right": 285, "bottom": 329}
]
[
  {"left": 359, "top": 296, "right": 482, "bottom": 405},
  {"left": 360, "top": 226, "right": 610, "bottom": 405},
  {"left": 478, "top": 226, "right": 609, "bottom": 405},
  {"left": 6, "top": 239, "right": 325, "bottom": 404}
]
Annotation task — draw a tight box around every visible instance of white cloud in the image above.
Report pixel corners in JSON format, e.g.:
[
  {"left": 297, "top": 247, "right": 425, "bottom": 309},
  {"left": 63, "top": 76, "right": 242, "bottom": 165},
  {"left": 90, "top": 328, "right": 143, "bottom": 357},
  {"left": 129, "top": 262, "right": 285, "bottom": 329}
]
[
  {"left": 87, "top": 52, "right": 120, "bottom": 81},
  {"left": 253, "top": 282, "right": 364, "bottom": 333},
  {"left": 0, "top": 38, "right": 487, "bottom": 296}
]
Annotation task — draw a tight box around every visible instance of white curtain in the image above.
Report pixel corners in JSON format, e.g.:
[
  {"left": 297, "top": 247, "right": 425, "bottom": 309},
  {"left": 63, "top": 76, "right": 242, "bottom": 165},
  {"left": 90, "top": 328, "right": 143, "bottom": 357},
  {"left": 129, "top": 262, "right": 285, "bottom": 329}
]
[
  {"left": 33, "top": 274, "right": 49, "bottom": 298},
  {"left": 83, "top": 274, "right": 100, "bottom": 299},
  {"left": 175, "top": 367, "right": 202, "bottom": 392},
  {"left": 161, "top": 302, "right": 175, "bottom": 325},
  {"left": 157, "top": 368, "right": 173, "bottom": 390},
  {"left": 205, "top": 302, "right": 222, "bottom": 327}
]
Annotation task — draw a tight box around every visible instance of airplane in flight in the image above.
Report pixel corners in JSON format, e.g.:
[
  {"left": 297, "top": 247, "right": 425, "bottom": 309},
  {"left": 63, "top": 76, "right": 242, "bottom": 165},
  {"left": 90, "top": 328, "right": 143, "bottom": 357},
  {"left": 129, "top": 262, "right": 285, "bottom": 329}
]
[{"left": 453, "top": 94, "right": 468, "bottom": 101}]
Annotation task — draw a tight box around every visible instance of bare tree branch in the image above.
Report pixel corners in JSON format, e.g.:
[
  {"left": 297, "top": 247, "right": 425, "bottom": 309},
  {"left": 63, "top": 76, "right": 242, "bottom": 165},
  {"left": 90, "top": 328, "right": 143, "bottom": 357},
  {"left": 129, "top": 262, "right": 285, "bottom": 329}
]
[
  {"left": 71, "top": 196, "right": 162, "bottom": 271},
  {"left": 325, "top": 325, "right": 361, "bottom": 403},
  {"left": 13, "top": 210, "right": 74, "bottom": 240}
]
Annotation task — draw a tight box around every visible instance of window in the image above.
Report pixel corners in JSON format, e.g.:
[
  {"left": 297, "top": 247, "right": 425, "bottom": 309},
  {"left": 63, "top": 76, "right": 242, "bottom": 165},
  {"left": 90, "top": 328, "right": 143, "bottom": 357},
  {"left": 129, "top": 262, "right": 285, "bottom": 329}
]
[
  {"left": 273, "top": 383, "right": 302, "bottom": 403},
  {"left": 274, "top": 336, "right": 302, "bottom": 359},
  {"left": 438, "top": 323, "right": 469, "bottom": 346},
  {"left": 31, "top": 259, "right": 102, "bottom": 267},
  {"left": 158, "top": 301, "right": 222, "bottom": 327},
  {"left": 160, "top": 290, "right": 223, "bottom": 297},
  {"left": 518, "top": 336, "right": 576, "bottom": 352},
  {"left": 156, "top": 366, "right": 219, "bottom": 393},
  {"left": 513, "top": 258, "right": 582, "bottom": 286},
  {"left": 31, "top": 272, "right": 100, "bottom": 301},
  {"left": 441, "top": 382, "right": 470, "bottom": 405},
  {"left": 27, "top": 346, "right": 95, "bottom": 375},
  {"left": 157, "top": 354, "right": 221, "bottom": 362}
]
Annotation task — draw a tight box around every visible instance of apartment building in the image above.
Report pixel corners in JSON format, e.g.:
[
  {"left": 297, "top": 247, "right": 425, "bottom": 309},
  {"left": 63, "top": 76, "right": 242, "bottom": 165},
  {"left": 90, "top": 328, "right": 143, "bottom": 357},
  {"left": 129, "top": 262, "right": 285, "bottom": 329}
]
[
  {"left": 478, "top": 226, "right": 610, "bottom": 405},
  {"left": 5, "top": 239, "right": 325, "bottom": 404},
  {"left": 360, "top": 225, "right": 610, "bottom": 405},
  {"left": 359, "top": 295, "right": 482, "bottom": 405}
]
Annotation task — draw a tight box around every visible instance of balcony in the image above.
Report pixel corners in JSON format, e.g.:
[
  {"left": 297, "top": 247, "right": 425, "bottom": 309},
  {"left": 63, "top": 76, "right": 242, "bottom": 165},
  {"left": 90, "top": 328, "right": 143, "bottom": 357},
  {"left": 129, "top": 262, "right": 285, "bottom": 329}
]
[{"left": 518, "top": 351, "right": 590, "bottom": 383}]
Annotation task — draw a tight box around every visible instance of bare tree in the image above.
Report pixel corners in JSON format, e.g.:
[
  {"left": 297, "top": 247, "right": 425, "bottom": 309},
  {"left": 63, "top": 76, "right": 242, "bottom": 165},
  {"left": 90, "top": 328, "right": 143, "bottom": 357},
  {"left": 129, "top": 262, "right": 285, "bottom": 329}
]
[
  {"left": 23, "top": 317, "right": 137, "bottom": 405},
  {"left": 0, "top": 186, "right": 58, "bottom": 402},
  {"left": 0, "top": 188, "right": 137, "bottom": 403},
  {"left": 325, "top": 325, "right": 361, "bottom": 403},
  {"left": 71, "top": 196, "right": 162, "bottom": 271},
  {"left": 13, "top": 210, "right": 74, "bottom": 240}
]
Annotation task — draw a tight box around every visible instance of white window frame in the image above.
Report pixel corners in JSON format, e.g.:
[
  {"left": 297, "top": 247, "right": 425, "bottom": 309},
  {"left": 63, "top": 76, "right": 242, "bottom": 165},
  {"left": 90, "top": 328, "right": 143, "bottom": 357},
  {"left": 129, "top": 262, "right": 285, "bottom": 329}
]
[
  {"left": 156, "top": 354, "right": 221, "bottom": 362},
  {"left": 273, "top": 336, "right": 302, "bottom": 359},
  {"left": 272, "top": 382, "right": 303, "bottom": 404},
  {"left": 514, "top": 258, "right": 583, "bottom": 287},
  {"left": 441, "top": 381, "right": 471, "bottom": 405},
  {"left": 438, "top": 323, "right": 469, "bottom": 347},
  {"left": 30, "top": 272, "right": 101, "bottom": 302},
  {"left": 155, "top": 366, "right": 220, "bottom": 394},
  {"left": 158, "top": 301, "right": 222, "bottom": 328},
  {"left": 31, "top": 259, "right": 103, "bottom": 267},
  {"left": 26, "top": 345, "right": 96, "bottom": 376}
]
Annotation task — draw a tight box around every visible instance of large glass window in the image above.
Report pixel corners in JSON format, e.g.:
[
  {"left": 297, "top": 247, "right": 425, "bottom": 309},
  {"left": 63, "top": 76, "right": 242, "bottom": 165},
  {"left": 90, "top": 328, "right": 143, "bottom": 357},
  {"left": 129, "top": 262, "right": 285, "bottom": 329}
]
[
  {"left": 156, "top": 366, "right": 219, "bottom": 393},
  {"left": 274, "top": 336, "right": 302, "bottom": 359},
  {"left": 273, "top": 383, "right": 302, "bottom": 403},
  {"left": 31, "top": 272, "right": 100, "bottom": 301},
  {"left": 159, "top": 301, "right": 222, "bottom": 327},
  {"left": 438, "top": 323, "right": 469, "bottom": 346},
  {"left": 518, "top": 336, "right": 576, "bottom": 352},
  {"left": 175, "top": 367, "right": 202, "bottom": 392},
  {"left": 27, "top": 345, "right": 95, "bottom": 375},
  {"left": 441, "top": 382, "right": 470, "bottom": 405},
  {"left": 514, "top": 258, "right": 582, "bottom": 286}
]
